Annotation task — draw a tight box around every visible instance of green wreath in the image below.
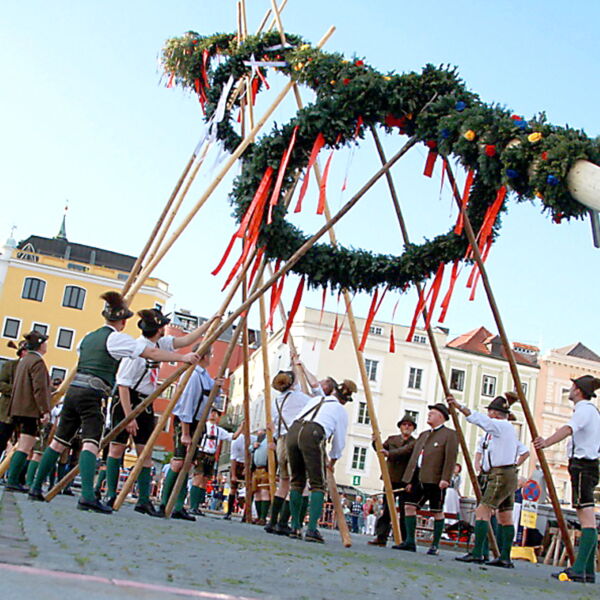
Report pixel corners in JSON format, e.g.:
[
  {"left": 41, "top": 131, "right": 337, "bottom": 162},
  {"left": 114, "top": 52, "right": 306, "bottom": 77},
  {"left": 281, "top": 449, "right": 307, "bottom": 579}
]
[{"left": 161, "top": 30, "right": 600, "bottom": 292}]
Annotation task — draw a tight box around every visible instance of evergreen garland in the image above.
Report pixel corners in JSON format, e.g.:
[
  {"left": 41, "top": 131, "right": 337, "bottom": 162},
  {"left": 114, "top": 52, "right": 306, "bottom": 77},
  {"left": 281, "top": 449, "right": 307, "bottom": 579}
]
[{"left": 161, "top": 31, "right": 600, "bottom": 292}]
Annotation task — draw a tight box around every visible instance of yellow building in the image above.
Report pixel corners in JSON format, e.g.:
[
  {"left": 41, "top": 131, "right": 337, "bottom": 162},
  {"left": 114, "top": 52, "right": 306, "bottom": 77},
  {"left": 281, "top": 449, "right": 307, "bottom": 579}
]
[{"left": 0, "top": 225, "right": 170, "bottom": 380}]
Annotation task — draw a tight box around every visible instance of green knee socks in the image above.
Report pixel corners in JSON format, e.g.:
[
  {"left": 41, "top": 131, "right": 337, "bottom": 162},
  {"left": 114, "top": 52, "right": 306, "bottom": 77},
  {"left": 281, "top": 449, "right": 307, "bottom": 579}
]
[
  {"left": 190, "top": 485, "right": 206, "bottom": 511},
  {"left": 174, "top": 476, "right": 188, "bottom": 511},
  {"left": 404, "top": 515, "right": 417, "bottom": 546},
  {"left": 269, "top": 496, "right": 285, "bottom": 525},
  {"left": 307, "top": 491, "right": 325, "bottom": 531},
  {"left": 137, "top": 467, "right": 152, "bottom": 504},
  {"left": 7, "top": 450, "right": 28, "bottom": 486},
  {"left": 160, "top": 468, "right": 177, "bottom": 506},
  {"left": 432, "top": 518, "right": 445, "bottom": 547},
  {"left": 105, "top": 456, "right": 121, "bottom": 499},
  {"left": 572, "top": 528, "right": 598, "bottom": 575},
  {"left": 472, "top": 520, "right": 489, "bottom": 559},
  {"left": 25, "top": 460, "right": 40, "bottom": 487},
  {"left": 79, "top": 450, "right": 97, "bottom": 502},
  {"left": 500, "top": 524, "right": 515, "bottom": 561},
  {"left": 289, "top": 489, "right": 303, "bottom": 529},
  {"left": 94, "top": 469, "right": 106, "bottom": 494},
  {"left": 279, "top": 500, "right": 291, "bottom": 526},
  {"left": 31, "top": 448, "right": 60, "bottom": 491}
]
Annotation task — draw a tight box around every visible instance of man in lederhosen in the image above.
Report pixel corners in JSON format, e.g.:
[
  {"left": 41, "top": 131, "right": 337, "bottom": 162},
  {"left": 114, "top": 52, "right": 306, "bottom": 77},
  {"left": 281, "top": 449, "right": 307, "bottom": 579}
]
[
  {"left": 265, "top": 370, "right": 309, "bottom": 535},
  {"left": 368, "top": 412, "right": 417, "bottom": 546},
  {"left": 0, "top": 339, "right": 28, "bottom": 457},
  {"left": 449, "top": 393, "right": 524, "bottom": 567},
  {"left": 286, "top": 379, "right": 356, "bottom": 543},
  {"left": 224, "top": 430, "right": 255, "bottom": 520},
  {"left": 534, "top": 375, "right": 600, "bottom": 584},
  {"left": 29, "top": 291, "right": 199, "bottom": 513},
  {"left": 103, "top": 308, "right": 216, "bottom": 514},
  {"left": 5, "top": 331, "right": 51, "bottom": 491},
  {"left": 395, "top": 403, "right": 458, "bottom": 555}
]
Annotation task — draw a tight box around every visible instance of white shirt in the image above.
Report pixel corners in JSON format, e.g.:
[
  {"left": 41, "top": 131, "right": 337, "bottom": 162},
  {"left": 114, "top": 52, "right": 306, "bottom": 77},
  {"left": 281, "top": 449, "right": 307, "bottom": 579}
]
[
  {"left": 291, "top": 395, "right": 348, "bottom": 460},
  {"left": 467, "top": 411, "right": 520, "bottom": 472},
  {"left": 172, "top": 366, "right": 215, "bottom": 423},
  {"left": 272, "top": 386, "right": 310, "bottom": 438},
  {"left": 199, "top": 423, "right": 232, "bottom": 455},
  {"left": 476, "top": 435, "right": 528, "bottom": 472},
  {"left": 116, "top": 335, "right": 175, "bottom": 396},
  {"left": 50, "top": 402, "right": 63, "bottom": 424},
  {"left": 567, "top": 400, "right": 600, "bottom": 460},
  {"left": 230, "top": 433, "right": 256, "bottom": 462}
]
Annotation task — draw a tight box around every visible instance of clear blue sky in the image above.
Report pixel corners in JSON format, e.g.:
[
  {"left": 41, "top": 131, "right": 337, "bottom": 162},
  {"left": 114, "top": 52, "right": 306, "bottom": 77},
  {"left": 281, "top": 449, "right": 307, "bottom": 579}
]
[{"left": 2, "top": 1, "right": 599, "bottom": 353}]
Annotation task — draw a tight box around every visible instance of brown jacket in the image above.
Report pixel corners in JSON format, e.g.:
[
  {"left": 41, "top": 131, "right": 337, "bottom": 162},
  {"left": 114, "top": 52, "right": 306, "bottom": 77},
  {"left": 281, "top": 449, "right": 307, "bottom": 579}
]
[
  {"left": 0, "top": 358, "right": 19, "bottom": 423},
  {"left": 373, "top": 434, "right": 416, "bottom": 484},
  {"left": 9, "top": 352, "right": 51, "bottom": 419},
  {"left": 402, "top": 425, "right": 458, "bottom": 485}
]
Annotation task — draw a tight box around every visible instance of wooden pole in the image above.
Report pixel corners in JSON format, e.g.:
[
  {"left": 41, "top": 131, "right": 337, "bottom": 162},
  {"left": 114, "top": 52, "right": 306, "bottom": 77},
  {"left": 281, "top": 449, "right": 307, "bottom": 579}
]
[
  {"left": 443, "top": 160, "right": 576, "bottom": 565},
  {"left": 258, "top": 277, "right": 277, "bottom": 499},
  {"left": 371, "top": 126, "right": 499, "bottom": 556},
  {"left": 327, "top": 470, "right": 352, "bottom": 547},
  {"left": 241, "top": 275, "right": 254, "bottom": 523},
  {"left": 0, "top": 446, "right": 15, "bottom": 478},
  {"left": 257, "top": 0, "right": 289, "bottom": 34},
  {"left": 164, "top": 312, "right": 248, "bottom": 517}
]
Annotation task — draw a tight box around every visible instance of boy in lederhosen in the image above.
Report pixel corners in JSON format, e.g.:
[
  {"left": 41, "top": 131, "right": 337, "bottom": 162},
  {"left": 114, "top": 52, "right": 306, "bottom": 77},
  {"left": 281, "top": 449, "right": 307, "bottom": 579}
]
[
  {"left": 286, "top": 379, "right": 356, "bottom": 543},
  {"left": 0, "top": 340, "right": 28, "bottom": 457}
]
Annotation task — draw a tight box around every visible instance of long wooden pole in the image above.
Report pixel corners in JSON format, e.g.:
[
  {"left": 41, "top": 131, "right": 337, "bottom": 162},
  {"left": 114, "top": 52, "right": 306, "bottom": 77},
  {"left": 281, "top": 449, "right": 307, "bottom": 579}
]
[
  {"left": 371, "top": 127, "right": 498, "bottom": 556},
  {"left": 443, "top": 160, "right": 576, "bottom": 564},
  {"left": 123, "top": 25, "right": 336, "bottom": 304},
  {"left": 164, "top": 312, "right": 248, "bottom": 517},
  {"left": 241, "top": 276, "right": 254, "bottom": 523},
  {"left": 0, "top": 447, "right": 15, "bottom": 477}
]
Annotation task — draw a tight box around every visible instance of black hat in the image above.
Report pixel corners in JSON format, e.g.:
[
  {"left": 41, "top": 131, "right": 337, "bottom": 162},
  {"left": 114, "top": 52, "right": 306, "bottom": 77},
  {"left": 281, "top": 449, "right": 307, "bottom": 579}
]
[
  {"left": 397, "top": 413, "right": 417, "bottom": 429},
  {"left": 23, "top": 330, "right": 48, "bottom": 350},
  {"left": 571, "top": 375, "right": 600, "bottom": 399},
  {"left": 7, "top": 340, "right": 28, "bottom": 356},
  {"left": 428, "top": 403, "right": 450, "bottom": 421},
  {"left": 336, "top": 379, "right": 357, "bottom": 402},
  {"left": 137, "top": 308, "right": 171, "bottom": 332},
  {"left": 272, "top": 370, "right": 295, "bottom": 392},
  {"left": 101, "top": 291, "right": 134, "bottom": 321}
]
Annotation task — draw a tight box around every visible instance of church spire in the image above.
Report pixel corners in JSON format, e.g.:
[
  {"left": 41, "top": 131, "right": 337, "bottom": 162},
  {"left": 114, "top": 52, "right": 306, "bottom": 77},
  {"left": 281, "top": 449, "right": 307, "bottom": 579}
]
[{"left": 55, "top": 201, "right": 68, "bottom": 240}]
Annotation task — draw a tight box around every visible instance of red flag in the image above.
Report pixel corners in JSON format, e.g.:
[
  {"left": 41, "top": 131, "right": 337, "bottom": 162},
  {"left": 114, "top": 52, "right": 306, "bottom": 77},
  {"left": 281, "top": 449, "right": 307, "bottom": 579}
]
[
  {"left": 329, "top": 314, "right": 342, "bottom": 350},
  {"left": 438, "top": 260, "right": 460, "bottom": 323},
  {"left": 424, "top": 263, "right": 445, "bottom": 330},
  {"left": 476, "top": 186, "right": 507, "bottom": 250},
  {"left": 453, "top": 168, "right": 475, "bottom": 235},
  {"left": 248, "top": 246, "right": 265, "bottom": 289},
  {"left": 212, "top": 233, "right": 238, "bottom": 276},
  {"left": 251, "top": 77, "right": 259, "bottom": 105},
  {"left": 358, "top": 286, "right": 389, "bottom": 351},
  {"left": 268, "top": 126, "right": 299, "bottom": 223},
  {"left": 294, "top": 133, "right": 326, "bottom": 213},
  {"left": 236, "top": 167, "right": 274, "bottom": 238},
  {"left": 389, "top": 297, "right": 400, "bottom": 353},
  {"left": 283, "top": 277, "right": 305, "bottom": 344},
  {"left": 317, "top": 149, "right": 335, "bottom": 215},
  {"left": 423, "top": 150, "right": 438, "bottom": 178}
]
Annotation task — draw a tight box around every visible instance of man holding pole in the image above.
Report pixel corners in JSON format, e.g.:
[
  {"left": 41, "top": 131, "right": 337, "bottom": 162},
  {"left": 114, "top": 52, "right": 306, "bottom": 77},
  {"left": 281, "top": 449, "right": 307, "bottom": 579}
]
[
  {"left": 448, "top": 393, "right": 524, "bottom": 567},
  {"left": 534, "top": 375, "right": 600, "bottom": 584},
  {"left": 0, "top": 340, "right": 28, "bottom": 457},
  {"left": 286, "top": 378, "right": 356, "bottom": 543},
  {"left": 103, "top": 308, "right": 216, "bottom": 514},
  {"left": 28, "top": 291, "right": 199, "bottom": 513}
]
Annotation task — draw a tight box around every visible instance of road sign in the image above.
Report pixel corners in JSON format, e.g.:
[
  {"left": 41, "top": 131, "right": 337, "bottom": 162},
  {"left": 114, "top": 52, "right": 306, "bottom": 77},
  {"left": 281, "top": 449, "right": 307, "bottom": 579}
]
[
  {"left": 522, "top": 479, "right": 541, "bottom": 502},
  {"left": 352, "top": 475, "right": 361, "bottom": 486},
  {"left": 521, "top": 500, "right": 538, "bottom": 528}
]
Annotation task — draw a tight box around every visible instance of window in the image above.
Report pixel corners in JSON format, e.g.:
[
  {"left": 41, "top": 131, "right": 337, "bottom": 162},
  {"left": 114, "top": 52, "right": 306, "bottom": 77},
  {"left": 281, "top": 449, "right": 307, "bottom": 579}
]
[
  {"left": 22, "top": 277, "right": 45, "bottom": 302},
  {"left": 364, "top": 359, "right": 378, "bottom": 382},
  {"left": 351, "top": 446, "right": 367, "bottom": 471},
  {"left": 408, "top": 367, "right": 423, "bottom": 390},
  {"left": 56, "top": 328, "right": 74, "bottom": 350},
  {"left": 482, "top": 375, "right": 496, "bottom": 397},
  {"left": 450, "top": 368, "right": 465, "bottom": 392},
  {"left": 155, "top": 303, "right": 163, "bottom": 312},
  {"left": 514, "top": 382, "right": 528, "bottom": 398},
  {"left": 413, "top": 334, "right": 427, "bottom": 344},
  {"left": 2, "top": 318, "right": 20, "bottom": 339},
  {"left": 369, "top": 325, "right": 383, "bottom": 335},
  {"left": 357, "top": 401, "right": 371, "bottom": 425},
  {"left": 63, "top": 286, "right": 86, "bottom": 309},
  {"left": 32, "top": 323, "right": 49, "bottom": 337},
  {"left": 50, "top": 367, "right": 67, "bottom": 382}
]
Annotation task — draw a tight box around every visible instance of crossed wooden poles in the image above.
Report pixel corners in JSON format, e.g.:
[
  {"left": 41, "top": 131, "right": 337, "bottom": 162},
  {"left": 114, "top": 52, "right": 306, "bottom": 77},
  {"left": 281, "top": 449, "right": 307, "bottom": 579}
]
[{"left": 36, "top": 4, "right": 577, "bottom": 564}]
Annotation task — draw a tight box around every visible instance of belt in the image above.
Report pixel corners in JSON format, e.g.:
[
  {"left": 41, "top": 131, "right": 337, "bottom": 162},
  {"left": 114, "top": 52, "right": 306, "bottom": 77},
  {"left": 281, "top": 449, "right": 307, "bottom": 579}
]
[
  {"left": 298, "top": 420, "right": 325, "bottom": 436},
  {"left": 72, "top": 373, "right": 112, "bottom": 396},
  {"left": 487, "top": 464, "right": 516, "bottom": 472},
  {"left": 569, "top": 456, "right": 599, "bottom": 464}
]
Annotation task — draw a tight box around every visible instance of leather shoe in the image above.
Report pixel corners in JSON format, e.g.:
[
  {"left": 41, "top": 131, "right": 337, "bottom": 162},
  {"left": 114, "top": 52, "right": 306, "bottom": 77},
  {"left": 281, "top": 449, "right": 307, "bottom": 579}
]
[
  {"left": 223, "top": 514, "right": 232, "bottom": 520},
  {"left": 551, "top": 567, "right": 587, "bottom": 583},
  {"left": 427, "top": 545, "right": 439, "bottom": 556},
  {"left": 485, "top": 557, "right": 514, "bottom": 569},
  {"left": 368, "top": 539, "right": 387, "bottom": 547},
  {"left": 304, "top": 529, "right": 325, "bottom": 544},
  {"left": 28, "top": 488, "right": 45, "bottom": 502},
  {"left": 392, "top": 541, "right": 416, "bottom": 552},
  {"left": 77, "top": 497, "right": 113, "bottom": 514},
  {"left": 289, "top": 528, "right": 303, "bottom": 540},
  {"left": 62, "top": 488, "right": 74, "bottom": 496},
  {"left": 134, "top": 501, "right": 161, "bottom": 517},
  {"left": 264, "top": 523, "right": 276, "bottom": 534},
  {"left": 104, "top": 496, "right": 116, "bottom": 508},
  {"left": 455, "top": 553, "right": 485, "bottom": 564},
  {"left": 274, "top": 523, "right": 292, "bottom": 536},
  {"left": 5, "top": 482, "right": 29, "bottom": 493},
  {"left": 172, "top": 508, "right": 196, "bottom": 522},
  {"left": 189, "top": 508, "right": 205, "bottom": 516}
]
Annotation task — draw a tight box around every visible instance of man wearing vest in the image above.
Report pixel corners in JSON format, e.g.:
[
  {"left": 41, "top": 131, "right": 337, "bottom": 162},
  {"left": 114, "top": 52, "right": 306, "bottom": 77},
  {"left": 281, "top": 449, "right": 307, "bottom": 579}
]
[
  {"left": 396, "top": 403, "right": 458, "bottom": 555},
  {"left": 0, "top": 339, "right": 28, "bottom": 456},
  {"left": 158, "top": 348, "right": 230, "bottom": 520},
  {"left": 5, "top": 331, "right": 51, "bottom": 492},
  {"left": 103, "top": 308, "right": 217, "bottom": 514},
  {"left": 368, "top": 412, "right": 417, "bottom": 546},
  {"left": 286, "top": 378, "right": 356, "bottom": 543},
  {"left": 224, "top": 430, "right": 255, "bottom": 520},
  {"left": 251, "top": 429, "right": 271, "bottom": 525},
  {"left": 534, "top": 375, "right": 600, "bottom": 584},
  {"left": 28, "top": 291, "right": 199, "bottom": 513},
  {"left": 265, "top": 369, "right": 310, "bottom": 535},
  {"left": 449, "top": 393, "right": 525, "bottom": 567}
]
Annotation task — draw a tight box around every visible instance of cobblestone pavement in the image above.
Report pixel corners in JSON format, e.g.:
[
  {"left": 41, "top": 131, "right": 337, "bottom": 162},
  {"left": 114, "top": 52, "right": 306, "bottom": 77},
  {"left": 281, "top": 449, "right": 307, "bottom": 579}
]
[{"left": 0, "top": 488, "right": 597, "bottom": 600}]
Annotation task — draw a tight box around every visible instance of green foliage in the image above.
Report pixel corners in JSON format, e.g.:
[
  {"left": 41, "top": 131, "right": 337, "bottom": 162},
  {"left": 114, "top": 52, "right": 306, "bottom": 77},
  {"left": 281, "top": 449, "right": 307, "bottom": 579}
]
[{"left": 161, "top": 31, "right": 600, "bottom": 292}]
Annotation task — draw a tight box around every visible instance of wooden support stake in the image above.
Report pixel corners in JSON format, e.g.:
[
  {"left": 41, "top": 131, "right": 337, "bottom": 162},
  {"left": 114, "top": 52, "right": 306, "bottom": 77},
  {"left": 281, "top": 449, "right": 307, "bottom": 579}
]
[
  {"left": 371, "top": 127, "right": 499, "bottom": 556},
  {"left": 241, "top": 275, "right": 254, "bottom": 523},
  {"left": 327, "top": 470, "right": 352, "bottom": 547},
  {"left": 0, "top": 446, "right": 15, "bottom": 478},
  {"left": 443, "top": 160, "right": 576, "bottom": 565}
]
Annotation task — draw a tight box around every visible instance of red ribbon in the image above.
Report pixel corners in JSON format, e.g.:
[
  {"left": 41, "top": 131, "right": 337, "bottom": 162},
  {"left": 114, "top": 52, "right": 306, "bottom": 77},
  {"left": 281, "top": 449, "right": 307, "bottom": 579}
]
[
  {"left": 212, "top": 233, "right": 238, "bottom": 276},
  {"left": 438, "top": 260, "right": 460, "bottom": 323},
  {"left": 423, "top": 150, "right": 438, "bottom": 178},
  {"left": 202, "top": 50, "right": 210, "bottom": 90},
  {"left": 294, "top": 133, "right": 326, "bottom": 213},
  {"left": 267, "top": 261, "right": 285, "bottom": 329},
  {"left": 453, "top": 168, "right": 475, "bottom": 236},
  {"left": 353, "top": 116, "right": 364, "bottom": 139},
  {"left": 283, "top": 276, "right": 305, "bottom": 344},
  {"left": 268, "top": 126, "right": 299, "bottom": 223},
  {"left": 312, "top": 286, "right": 328, "bottom": 351},
  {"left": 469, "top": 239, "right": 492, "bottom": 301},
  {"left": 389, "top": 297, "right": 400, "bottom": 353},
  {"left": 166, "top": 73, "right": 175, "bottom": 88},
  {"left": 248, "top": 246, "right": 265, "bottom": 290},
  {"left": 236, "top": 167, "right": 274, "bottom": 238},
  {"left": 317, "top": 149, "right": 335, "bottom": 215},
  {"left": 358, "top": 286, "right": 388, "bottom": 351},
  {"left": 251, "top": 77, "right": 259, "bottom": 105},
  {"left": 424, "top": 263, "right": 445, "bottom": 330},
  {"left": 476, "top": 185, "right": 507, "bottom": 250}
]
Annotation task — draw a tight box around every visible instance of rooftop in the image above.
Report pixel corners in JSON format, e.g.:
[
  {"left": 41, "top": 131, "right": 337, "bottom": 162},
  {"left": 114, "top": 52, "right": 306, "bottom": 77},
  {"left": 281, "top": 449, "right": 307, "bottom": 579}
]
[{"left": 553, "top": 342, "right": 600, "bottom": 363}]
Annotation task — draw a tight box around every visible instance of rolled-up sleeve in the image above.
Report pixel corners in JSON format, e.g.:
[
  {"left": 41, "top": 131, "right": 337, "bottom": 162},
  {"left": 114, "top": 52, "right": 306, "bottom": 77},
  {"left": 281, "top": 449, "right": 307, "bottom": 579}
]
[
  {"left": 173, "top": 370, "right": 200, "bottom": 423},
  {"left": 329, "top": 408, "right": 348, "bottom": 460},
  {"left": 116, "top": 356, "right": 145, "bottom": 388},
  {"left": 107, "top": 332, "right": 146, "bottom": 360},
  {"left": 466, "top": 411, "right": 502, "bottom": 436}
]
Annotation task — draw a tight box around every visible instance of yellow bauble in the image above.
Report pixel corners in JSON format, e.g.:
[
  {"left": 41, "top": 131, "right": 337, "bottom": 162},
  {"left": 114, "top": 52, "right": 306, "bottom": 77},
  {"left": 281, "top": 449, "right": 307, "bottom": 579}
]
[
  {"left": 330, "top": 80, "right": 336, "bottom": 85},
  {"left": 383, "top": 76, "right": 392, "bottom": 81},
  {"left": 464, "top": 129, "right": 476, "bottom": 141},
  {"left": 528, "top": 132, "right": 543, "bottom": 143}
]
